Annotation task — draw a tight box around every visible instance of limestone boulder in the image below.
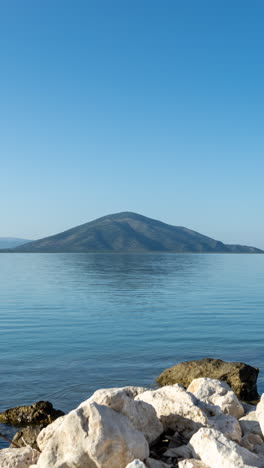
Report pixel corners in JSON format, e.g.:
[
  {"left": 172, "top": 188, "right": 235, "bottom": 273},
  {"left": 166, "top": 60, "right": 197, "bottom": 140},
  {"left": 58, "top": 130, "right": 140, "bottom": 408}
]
[
  {"left": 135, "top": 384, "right": 208, "bottom": 437},
  {"left": 36, "top": 415, "right": 65, "bottom": 452},
  {"left": 0, "top": 446, "right": 39, "bottom": 467},
  {"left": 156, "top": 358, "right": 259, "bottom": 401},
  {"left": 84, "top": 386, "right": 163, "bottom": 443},
  {"left": 35, "top": 402, "right": 149, "bottom": 467},
  {"left": 239, "top": 411, "right": 263, "bottom": 437},
  {"left": 200, "top": 402, "right": 242, "bottom": 442},
  {"left": 187, "top": 377, "right": 244, "bottom": 418},
  {"left": 178, "top": 460, "right": 210, "bottom": 468},
  {"left": 0, "top": 401, "right": 64, "bottom": 426},
  {"left": 256, "top": 394, "right": 264, "bottom": 437},
  {"left": 135, "top": 384, "right": 241, "bottom": 441},
  {"left": 189, "top": 427, "right": 264, "bottom": 468},
  {"left": 126, "top": 461, "right": 147, "bottom": 468}
]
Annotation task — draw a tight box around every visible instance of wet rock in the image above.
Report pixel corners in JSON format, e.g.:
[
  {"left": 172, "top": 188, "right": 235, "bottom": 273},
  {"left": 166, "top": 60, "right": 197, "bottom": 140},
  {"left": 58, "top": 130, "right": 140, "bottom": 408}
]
[
  {"left": 0, "top": 446, "right": 39, "bottom": 467},
  {"left": 10, "top": 425, "right": 43, "bottom": 450},
  {"left": 0, "top": 401, "right": 64, "bottom": 426},
  {"left": 156, "top": 358, "right": 259, "bottom": 402}
]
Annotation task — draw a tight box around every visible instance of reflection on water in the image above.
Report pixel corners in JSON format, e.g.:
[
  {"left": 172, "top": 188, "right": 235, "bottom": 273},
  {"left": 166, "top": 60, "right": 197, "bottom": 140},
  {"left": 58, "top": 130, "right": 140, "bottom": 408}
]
[{"left": 0, "top": 253, "right": 264, "bottom": 446}]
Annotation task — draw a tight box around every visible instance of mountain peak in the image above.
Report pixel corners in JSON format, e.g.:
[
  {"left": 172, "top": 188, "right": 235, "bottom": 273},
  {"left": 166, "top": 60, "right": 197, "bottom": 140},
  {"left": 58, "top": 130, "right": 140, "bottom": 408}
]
[{"left": 8, "top": 212, "right": 262, "bottom": 254}]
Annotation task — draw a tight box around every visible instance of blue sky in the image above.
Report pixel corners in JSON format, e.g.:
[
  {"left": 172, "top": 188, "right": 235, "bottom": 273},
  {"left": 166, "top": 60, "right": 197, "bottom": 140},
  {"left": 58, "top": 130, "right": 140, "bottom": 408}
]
[{"left": 1, "top": 1, "right": 264, "bottom": 248}]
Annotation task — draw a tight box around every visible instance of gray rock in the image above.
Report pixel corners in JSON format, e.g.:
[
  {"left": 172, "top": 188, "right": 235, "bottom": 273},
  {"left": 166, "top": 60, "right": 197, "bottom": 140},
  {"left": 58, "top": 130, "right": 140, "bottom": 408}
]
[
  {"left": 239, "top": 410, "right": 263, "bottom": 437},
  {"left": 11, "top": 425, "right": 43, "bottom": 450}
]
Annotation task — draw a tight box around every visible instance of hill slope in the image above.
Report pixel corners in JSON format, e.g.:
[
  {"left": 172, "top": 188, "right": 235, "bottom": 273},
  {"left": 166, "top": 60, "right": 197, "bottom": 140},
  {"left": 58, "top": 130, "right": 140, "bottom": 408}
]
[
  {"left": 11, "top": 212, "right": 262, "bottom": 253},
  {"left": 0, "top": 238, "right": 31, "bottom": 249}
]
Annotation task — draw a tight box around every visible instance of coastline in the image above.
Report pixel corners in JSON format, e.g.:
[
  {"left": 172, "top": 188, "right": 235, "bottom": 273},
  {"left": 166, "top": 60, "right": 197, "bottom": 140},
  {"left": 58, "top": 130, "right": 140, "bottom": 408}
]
[{"left": 1, "top": 358, "right": 264, "bottom": 468}]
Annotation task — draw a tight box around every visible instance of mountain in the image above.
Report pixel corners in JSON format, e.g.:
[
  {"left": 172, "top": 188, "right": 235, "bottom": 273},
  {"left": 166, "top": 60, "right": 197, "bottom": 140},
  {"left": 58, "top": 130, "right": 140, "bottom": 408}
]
[
  {"left": 0, "top": 237, "right": 32, "bottom": 249},
  {"left": 8, "top": 212, "right": 262, "bottom": 253}
]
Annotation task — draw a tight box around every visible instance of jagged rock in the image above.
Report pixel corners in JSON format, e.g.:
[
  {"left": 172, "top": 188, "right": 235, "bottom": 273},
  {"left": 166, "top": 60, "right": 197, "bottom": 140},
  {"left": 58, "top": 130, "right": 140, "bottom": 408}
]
[
  {"left": 34, "top": 402, "right": 149, "bottom": 467},
  {"left": 256, "top": 394, "right": 264, "bottom": 437},
  {"left": 135, "top": 384, "right": 207, "bottom": 437},
  {"left": 189, "top": 427, "right": 264, "bottom": 468},
  {"left": 135, "top": 384, "right": 241, "bottom": 441},
  {"left": 239, "top": 411, "right": 263, "bottom": 437},
  {"left": 203, "top": 405, "right": 241, "bottom": 442},
  {"left": 85, "top": 386, "right": 163, "bottom": 443},
  {"left": 187, "top": 377, "right": 244, "bottom": 418},
  {"left": 178, "top": 460, "right": 210, "bottom": 468},
  {"left": 156, "top": 358, "right": 259, "bottom": 401},
  {"left": 0, "top": 401, "right": 64, "bottom": 426},
  {"left": 0, "top": 446, "right": 39, "bottom": 467},
  {"left": 126, "top": 461, "right": 147, "bottom": 468},
  {"left": 11, "top": 425, "right": 43, "bottom": 450}
]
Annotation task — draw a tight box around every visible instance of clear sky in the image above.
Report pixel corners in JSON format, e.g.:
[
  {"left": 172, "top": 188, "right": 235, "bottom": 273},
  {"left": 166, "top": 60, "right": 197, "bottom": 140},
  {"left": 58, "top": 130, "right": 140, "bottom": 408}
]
[{"left": 1, "top": 0, "right": 264, "bottom": 248}]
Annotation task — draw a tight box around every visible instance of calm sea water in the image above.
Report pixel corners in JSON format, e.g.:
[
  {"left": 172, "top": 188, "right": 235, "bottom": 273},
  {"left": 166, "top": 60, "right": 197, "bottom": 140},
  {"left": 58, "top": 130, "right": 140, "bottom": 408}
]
[{"left": 0, "top": 253, "right": 264, "bottom": 446}]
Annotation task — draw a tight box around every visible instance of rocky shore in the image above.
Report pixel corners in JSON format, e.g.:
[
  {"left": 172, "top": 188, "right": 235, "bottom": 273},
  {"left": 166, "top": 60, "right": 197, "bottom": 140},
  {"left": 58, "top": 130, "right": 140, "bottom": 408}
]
[{"left": 0, "top": 358, "right": 263, "bottom": 468}]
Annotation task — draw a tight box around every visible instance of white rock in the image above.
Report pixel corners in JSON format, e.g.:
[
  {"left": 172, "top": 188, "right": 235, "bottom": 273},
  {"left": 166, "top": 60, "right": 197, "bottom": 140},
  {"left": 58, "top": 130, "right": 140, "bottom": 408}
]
[
  {"left": 37, "top": 415, "right": 65, "bottom": 451},
  {"left": 203, "top": 404, "right": 242, "bottom": 442},
  {"left": 84, "top": 386, "right": 163, "bottom": 443},
  {"left": 0, "top": 446, "right": 39, "bottom": 467},
  {"left": 119, "top": 386, "right": 149, "bottom": 398},
  {"left": 189, "top": 427, "right": 264, "bottom": 468},
  {"left": 126, "top": 460, "right": 147, "bottom": 468},
  {"left": 187, "top": 378, "right": 244, "bottom": 419},
  {"left": 256, "top": 394, "right": 264, "bottom": 438},
  {"left": 35, "top": 402, "right": 149, "bottom": 467},
  {"left": 145, "top": 458, "right": 172, "bottom": 468},
  {"left": 239, "top": 411, "right": 263, "bottom": 438},
  {"left": 135, "top": 384, "right": 208, "bottom": 437},
  {"left": 178, "top": 460, "right": 210, "bottom": 468},
  {"left": 136, "top": 384, "right": 241, "bottom": 441}
]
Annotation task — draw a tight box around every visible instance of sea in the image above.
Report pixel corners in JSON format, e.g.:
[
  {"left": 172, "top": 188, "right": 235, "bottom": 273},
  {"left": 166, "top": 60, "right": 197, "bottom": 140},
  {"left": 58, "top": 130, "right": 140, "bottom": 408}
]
[{"left": 0, "top": 253, "right": 264, "bottom": 447}]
